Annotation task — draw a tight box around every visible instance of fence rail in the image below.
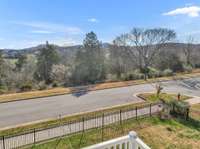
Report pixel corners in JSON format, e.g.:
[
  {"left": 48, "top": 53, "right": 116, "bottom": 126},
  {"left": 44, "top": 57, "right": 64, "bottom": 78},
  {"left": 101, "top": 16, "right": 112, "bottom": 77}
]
[{"left": 0, "top": 102, "right": 163, "bottom": 149}]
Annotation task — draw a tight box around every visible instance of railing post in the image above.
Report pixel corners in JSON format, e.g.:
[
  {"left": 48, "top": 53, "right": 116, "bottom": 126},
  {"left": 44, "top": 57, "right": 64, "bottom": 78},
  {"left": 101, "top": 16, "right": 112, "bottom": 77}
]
[
  {"left": 82, "top": 117, "right": 85, "bottom": 132},
  {"left": 129, "top": 131, "right": 137, "bottom": 149},
  {"left": 186, "top": 108, "right": 189, "bottom": 121},
  {"left": 120, "top": 110, "right": 122, "bottom": 125},
  {"left": 102, "top": 113, "right": 104, "bottom": 142},
  {"left": 150, "top": 104, "right": 152, "bottom": 117},
  {"left": 2, "top": 136, "right": 5, "bottom": 149},
  {"left": 34, "top": 128, "right": 36, "bottom": 144},
  {"left": 136, "top": 106, "right": 138, "bottom": 120}
]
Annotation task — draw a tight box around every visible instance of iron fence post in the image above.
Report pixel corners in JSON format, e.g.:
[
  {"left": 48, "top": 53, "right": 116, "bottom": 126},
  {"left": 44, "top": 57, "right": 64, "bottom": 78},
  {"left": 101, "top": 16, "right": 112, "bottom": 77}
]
[
  {"left": 102, "top": 113, "right": 104, "bottom": 142},
  {"left": 2, "top": 136, "right": 5, "bottom": 149},
  {"left": 34, "top": 128, "right": 36, "bottom": 144},
  {"left": 136, "top": 106, "right": 138, "bottom": 119},
  {"left": 120, "top": 110, "right": 122, "bottom": 125},
  {"left": 82, "top": 117, "right": 85, "bottom": 132},
  {"left": 150, "top": 104, "right": 152, "bottom": 117}
]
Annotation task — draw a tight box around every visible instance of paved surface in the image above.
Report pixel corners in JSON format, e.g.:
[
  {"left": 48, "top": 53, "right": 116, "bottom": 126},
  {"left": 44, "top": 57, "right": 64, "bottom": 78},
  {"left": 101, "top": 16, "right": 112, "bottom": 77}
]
[
  {"left": 1, "top": 77, "right": 200, "bottom": 128},
  {"left": 186, "top": 97, "right": 200, "bottom": 105}
]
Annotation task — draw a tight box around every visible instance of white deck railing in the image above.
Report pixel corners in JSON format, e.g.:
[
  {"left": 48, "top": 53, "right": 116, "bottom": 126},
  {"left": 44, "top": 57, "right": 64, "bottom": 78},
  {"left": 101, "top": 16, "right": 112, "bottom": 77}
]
[{"left": 82, "top": 131, "right": 151, "bottom": 149}]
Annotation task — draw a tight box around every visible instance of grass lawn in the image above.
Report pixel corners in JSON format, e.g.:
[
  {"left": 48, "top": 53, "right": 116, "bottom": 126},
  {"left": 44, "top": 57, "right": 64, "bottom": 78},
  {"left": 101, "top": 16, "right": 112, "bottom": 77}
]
[
  {"left": 24, "top": 115, "right": 200, "bottom": 149},
  {"left": 0, "top": 87, "right": 72, "bottom": 103},
  {"left": 138, "top": 92, "right": 190, "bottom": 103}
]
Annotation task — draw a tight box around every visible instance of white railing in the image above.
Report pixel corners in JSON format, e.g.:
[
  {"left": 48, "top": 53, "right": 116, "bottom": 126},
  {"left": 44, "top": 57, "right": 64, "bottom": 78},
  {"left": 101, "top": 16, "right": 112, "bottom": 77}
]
[{"left": 82, "top": 131, "right": 151, "bottom": 149}]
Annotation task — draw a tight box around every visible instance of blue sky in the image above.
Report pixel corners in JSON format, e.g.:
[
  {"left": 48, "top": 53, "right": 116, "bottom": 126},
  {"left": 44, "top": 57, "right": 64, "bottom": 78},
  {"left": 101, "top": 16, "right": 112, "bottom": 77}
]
[{"left": 1, "top": 0, "right": 200, "bottom": 49}]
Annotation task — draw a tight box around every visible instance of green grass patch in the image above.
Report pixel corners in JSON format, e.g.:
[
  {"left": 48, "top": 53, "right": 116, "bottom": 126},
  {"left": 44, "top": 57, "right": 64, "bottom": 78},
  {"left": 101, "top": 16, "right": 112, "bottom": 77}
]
[{"left": 138, "top": 92, "right": 190, "bottom": 103}]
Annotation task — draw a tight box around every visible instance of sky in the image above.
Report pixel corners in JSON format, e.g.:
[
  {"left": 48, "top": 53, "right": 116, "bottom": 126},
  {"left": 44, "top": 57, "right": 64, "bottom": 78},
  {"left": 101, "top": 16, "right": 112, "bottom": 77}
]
[{"left": 1, "top": 0, "right": 200, "bottom": 49}]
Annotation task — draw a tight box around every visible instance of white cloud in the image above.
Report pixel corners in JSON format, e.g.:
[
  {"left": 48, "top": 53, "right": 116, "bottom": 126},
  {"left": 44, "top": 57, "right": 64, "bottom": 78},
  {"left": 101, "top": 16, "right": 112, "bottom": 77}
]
[
  {"left": 88, "top": 18, "right": 99, "bottom": 23},
  {"left": 163, "top": 6, "right": 200, "bottom": 17},
  {"left": 30, "top": 30, "right": 55, "bottom": 34},
  {"left": 11, "top": 21, "right": 82, "bottom": 35}
]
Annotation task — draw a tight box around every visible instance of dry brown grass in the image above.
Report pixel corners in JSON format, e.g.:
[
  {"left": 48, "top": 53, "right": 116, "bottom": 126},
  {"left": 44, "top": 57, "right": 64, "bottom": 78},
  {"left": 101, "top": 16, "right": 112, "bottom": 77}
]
[
  {"left": 190, "top": 104, "right": 200, "bottom": 120},
  {"left": 139, "top": 125, "right": 200, "bottom": 149},
  {"left": 0, "top": 87, "right": 72, "bottom": 103}
]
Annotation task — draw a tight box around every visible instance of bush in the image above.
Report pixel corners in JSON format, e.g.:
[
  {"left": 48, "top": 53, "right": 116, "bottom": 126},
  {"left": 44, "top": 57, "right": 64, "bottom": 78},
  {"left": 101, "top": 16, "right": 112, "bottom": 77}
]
[
  {"left": 20, "top": 83, "right": 33, "bottom": 92},
  {"left": 121, "top": 71, "right": 144, "bottom": 81},
  {"left": 183, "top": 64, "right": 193, "bottom": 73},
  {"left": 171, "top": 59, "right": 184, "bottom": 72},
  {"left": 106, "top": 74, "right": 119, "bottom": 82},
  {"left": 148, "top": 67, "right": 162, "bottom": 78},
  {"left": 0, "top": 85, "right": 7, "bottom": 94},
  {"left": 52, "top": 82, "right": 58, "bottom": 87},
  {"left": 162, "top": 69, "right": 173, "bottom": 76},
  {"left": 168, "top": 99, "right": 190, "bottom": 119},
  {"left": 38, "top": 81, "right": 48, "bottom": 90}
]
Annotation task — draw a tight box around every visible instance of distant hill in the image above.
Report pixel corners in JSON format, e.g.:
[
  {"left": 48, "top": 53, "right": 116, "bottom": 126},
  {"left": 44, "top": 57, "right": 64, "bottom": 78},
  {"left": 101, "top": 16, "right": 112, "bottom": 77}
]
[
  {"left": 0, "top": 43, "right": 111, "bottom": 58},
  {"left": 1, "top": 42, "right": 200, "bottom": 59}
]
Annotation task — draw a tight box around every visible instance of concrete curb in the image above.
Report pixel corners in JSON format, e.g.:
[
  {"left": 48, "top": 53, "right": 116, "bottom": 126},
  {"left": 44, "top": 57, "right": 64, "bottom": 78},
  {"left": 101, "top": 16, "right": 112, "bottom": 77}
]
[{"left": 134, "top": 91, "right": 200, "bottom": 106}]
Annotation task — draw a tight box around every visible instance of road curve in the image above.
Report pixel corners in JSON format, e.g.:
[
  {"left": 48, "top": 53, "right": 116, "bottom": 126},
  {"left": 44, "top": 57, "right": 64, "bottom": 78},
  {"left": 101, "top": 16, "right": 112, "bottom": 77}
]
[{"left": 0, "top": 77, "right": 200, "bottom": 128}]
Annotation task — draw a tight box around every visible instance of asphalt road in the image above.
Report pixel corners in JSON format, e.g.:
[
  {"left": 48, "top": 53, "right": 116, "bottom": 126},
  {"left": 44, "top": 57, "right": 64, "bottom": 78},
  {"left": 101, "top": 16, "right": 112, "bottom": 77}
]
[{"left": 0, "top": 77, "right": 200, "bottom": 128}]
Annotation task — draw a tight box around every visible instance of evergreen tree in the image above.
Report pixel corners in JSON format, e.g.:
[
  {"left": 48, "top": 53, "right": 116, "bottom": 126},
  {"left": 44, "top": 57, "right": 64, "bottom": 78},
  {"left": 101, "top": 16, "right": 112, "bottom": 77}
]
[
  {"left": 35, "top": 41, "right": 60, "bottom": 84},
  {"left": 0, "top": 51, "right": 4, "bottom": 86},
  {"left": 73, "top": 32, "right": 105, "bottom": 85},
  {"left": 15, "top": 54, "right": 27, "bottom": 71}
]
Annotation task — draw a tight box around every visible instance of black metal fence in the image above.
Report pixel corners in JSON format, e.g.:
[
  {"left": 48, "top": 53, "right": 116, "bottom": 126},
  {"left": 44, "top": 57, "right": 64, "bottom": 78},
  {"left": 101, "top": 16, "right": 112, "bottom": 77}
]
[{"left": 0, "top": 102, "right": 163, "bottom": 149}]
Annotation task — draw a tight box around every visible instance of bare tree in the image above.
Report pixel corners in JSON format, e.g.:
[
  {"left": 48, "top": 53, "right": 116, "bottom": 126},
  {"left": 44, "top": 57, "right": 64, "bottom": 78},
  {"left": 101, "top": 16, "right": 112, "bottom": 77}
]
[
  {"left": 113, "top": 28, "right": 176, "bottom": 80},
  {"left": 50, "top": 64, "right": 71, "bottom": 85},
  {"left": 183, "top": 36, "right": 195, "bottom": 66}
]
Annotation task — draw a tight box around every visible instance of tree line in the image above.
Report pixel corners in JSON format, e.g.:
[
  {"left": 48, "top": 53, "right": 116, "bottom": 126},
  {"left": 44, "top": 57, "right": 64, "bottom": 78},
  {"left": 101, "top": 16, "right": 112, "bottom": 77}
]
[{"left": 0, "top": 28, "right": 199, "bottom": 93}]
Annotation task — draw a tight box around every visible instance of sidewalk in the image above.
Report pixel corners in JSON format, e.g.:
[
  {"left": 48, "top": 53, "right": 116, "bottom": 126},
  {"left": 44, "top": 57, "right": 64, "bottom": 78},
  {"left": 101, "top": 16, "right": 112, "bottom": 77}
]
[{"left": 186, "top": 97, "right": 200, "bottom": 105}]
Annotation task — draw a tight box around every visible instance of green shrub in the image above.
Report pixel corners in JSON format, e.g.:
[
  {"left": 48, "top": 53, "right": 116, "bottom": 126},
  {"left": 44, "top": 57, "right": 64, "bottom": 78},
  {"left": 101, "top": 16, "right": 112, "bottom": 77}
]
[
  {"left": 122, "top": 72, "right": 144, "bottom": 81},
  {"left": 168, "top": 99, "right": 190, "bottom": 119},
  {"left": 38, "top": 81, "right": 48, "bottom": 90},
  {"left": 162, "top": 69, "right": 173, "bottom": 76},
  {"left": 171, "top": 60, "right": 184, "bottom": 72},
  {"left": 0, "top": 85, "right": 7, "bottom": 94},
  {"left": 106, "top": 74, "right": 118, "bottom": 82},
  {"left": 52, "top": 82, "right": 58, "bottom": 87},
  {"left": 148, "top": 67, "right": 162, "bottom": 78},
  {"left": 183, "top": 64, "right": 193, "bottom": 73},
  {"left": 20, "top": 83, "right": 33, "bottom": 92}
]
